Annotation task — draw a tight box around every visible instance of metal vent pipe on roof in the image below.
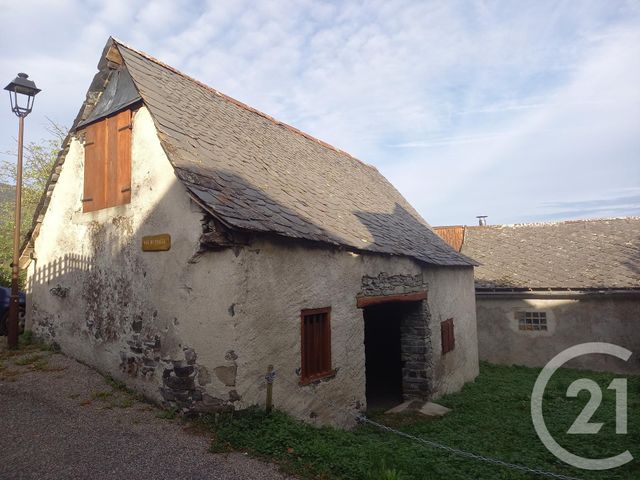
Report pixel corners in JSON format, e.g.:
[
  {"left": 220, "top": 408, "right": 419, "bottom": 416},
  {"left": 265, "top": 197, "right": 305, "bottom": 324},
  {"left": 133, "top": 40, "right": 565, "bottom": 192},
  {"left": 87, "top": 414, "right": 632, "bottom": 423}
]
[{"left": 476, "top": 215, "right": 488, "bottom": 226}]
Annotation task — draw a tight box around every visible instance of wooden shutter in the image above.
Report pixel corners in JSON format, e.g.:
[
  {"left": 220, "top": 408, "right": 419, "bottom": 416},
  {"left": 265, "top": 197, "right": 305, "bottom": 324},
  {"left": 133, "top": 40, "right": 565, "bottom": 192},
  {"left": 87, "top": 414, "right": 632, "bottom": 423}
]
[
  {"left": 115, "top": 109, "right": 132, "bottom": 206},
  {"left": 105, "top": 109, "right": 132, "bottom": 208},
  {"left": 300, "top": 307, "right": 332, "bottom": 383},
  {"left": 82, "top": 108, "right": 132, "bottom": 212},
  {"left": 441, "top": 318, "right": 455, "bottom": 354},
  {"left": 82, "top": 121, "right": 106, "bottom": 212},
  {"left": 105, "top": 115, "right": 119, "bottom": 207}
]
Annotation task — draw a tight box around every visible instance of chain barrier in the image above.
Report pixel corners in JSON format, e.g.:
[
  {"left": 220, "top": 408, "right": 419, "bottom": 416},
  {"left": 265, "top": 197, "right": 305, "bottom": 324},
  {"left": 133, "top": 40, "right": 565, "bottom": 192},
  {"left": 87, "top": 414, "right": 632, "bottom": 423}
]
[
  {"left": 355, "top": 415, "right": 583, "bottom": 480},
  {"left": 260, "top": 369, "right": 584, "bottom": 480}
]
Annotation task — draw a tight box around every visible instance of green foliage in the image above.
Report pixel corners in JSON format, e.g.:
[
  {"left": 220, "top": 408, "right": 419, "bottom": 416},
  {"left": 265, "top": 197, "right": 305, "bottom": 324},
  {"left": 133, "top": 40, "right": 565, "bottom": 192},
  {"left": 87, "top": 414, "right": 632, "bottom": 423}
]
[
  {"left": 196, "top": 363, "right": 639, "bottom": 480},
  {"left": 112, "top": 396, "right": 135, "bottom": 409},
  {"left": 91, "top": 390, "right": 114, "bottom": 401},
  {"left": 14, "top": 353, "right": 44, "bottom": 366},
  {"left": 0, "top": 122, "right": 65, "bottom": 287},
  {"left": 18, "top": 330, "right": 54, "bottom": 351},
  {"left": 156, "top": 407, "right": 180, "bottom": 420},
  {"left": 366, "top": 459, "right": 407, "bottom": 480},
  {"left": 18, "top": 329, "right": 34, "bottom": 346},
  {"left": 104, "top": 374, "right": 144, "bottom": 403},
  {"left": 105, "top": 375, "right": 129, "bottom": 392}
]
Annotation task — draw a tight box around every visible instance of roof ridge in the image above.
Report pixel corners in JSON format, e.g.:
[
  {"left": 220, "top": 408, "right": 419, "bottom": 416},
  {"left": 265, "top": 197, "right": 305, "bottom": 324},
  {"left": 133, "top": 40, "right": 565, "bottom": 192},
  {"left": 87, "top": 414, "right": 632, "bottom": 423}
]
[
  {"left": 112, "top": 37, "right": 378, "bottom": 172},
  {"left": 466, "top": 216, "right": 640, "bottom": 229}
]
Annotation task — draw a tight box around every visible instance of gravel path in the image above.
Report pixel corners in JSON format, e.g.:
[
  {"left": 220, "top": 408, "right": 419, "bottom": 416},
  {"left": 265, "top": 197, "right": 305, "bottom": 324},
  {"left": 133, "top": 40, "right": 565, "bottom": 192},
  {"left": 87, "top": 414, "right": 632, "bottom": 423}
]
[{"left": 0, "top": 345, "right": 293, "bottom": 480}]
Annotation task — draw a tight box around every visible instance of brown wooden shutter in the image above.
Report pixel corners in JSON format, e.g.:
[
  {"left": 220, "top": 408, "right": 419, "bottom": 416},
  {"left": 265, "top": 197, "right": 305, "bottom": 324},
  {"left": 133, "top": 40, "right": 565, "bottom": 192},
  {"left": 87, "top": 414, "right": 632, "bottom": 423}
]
[
  {"left": 82, "top": 121, "right": 106, "bottom": 212},
  {"left": 82, "top": 109, "right": 131, "bottom": 212},
  {"left": 300, "top": 307, "right": 332, "bottom": 383},
  {"left": 115, "top": 109, "right": 132, "bottom": 206},
  {"left": 441, "top": 318, "right": 455, "bottom": 354},
  {"left": 105, "top": 115, "right": 119, "bottom": 207},
  {"left": 104, "top": 109, "right": 131, "bottom": 208}
]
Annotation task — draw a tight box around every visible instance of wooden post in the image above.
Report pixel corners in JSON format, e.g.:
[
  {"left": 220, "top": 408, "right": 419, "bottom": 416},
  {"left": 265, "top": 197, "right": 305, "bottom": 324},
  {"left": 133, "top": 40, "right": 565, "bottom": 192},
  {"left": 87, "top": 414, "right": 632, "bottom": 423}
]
[{"left": 265, "top": 364, "right": 274, "bottom": 414}]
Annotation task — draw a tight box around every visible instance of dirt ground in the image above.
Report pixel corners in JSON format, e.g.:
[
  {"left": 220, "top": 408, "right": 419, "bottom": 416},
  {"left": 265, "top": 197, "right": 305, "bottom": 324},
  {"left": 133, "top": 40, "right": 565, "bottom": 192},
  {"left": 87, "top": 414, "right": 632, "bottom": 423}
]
[{"left": 0, "top": 342, "right": 293, "bottom": 480}]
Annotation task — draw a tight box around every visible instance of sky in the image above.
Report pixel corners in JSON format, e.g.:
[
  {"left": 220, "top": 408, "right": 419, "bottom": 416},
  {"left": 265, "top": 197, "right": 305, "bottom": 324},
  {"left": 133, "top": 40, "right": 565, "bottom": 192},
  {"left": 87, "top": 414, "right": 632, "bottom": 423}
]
[{"left": 1, "top": 0, "right": 639, "bottom": 226}]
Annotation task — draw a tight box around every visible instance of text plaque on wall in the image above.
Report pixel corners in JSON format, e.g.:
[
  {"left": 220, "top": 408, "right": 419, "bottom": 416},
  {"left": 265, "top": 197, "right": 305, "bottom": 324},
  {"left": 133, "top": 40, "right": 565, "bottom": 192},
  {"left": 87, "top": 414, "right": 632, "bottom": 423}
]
[{"left": 142, "top": 234, "right": 171, "bottom": 252}]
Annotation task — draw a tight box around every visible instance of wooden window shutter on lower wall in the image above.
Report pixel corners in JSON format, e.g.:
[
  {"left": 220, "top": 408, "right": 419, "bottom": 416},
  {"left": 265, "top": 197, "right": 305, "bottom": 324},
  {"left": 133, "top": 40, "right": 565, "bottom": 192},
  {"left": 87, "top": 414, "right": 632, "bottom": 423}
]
[
  {"left": 441, "top": 318, "right": 455, "bottom": 354},
  {"left": 300, "top": 307, "right": 333, "bottom": 384}
]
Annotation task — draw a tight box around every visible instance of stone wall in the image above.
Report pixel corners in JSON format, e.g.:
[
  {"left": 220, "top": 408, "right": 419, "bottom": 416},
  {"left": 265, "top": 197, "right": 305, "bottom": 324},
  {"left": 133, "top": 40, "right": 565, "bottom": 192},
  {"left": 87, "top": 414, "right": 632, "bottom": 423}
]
[
  {"left": 25, "top": 106, "right": 237, "bottom": 412},
  {"left": 399, "top": 301, "right": 433, "bottom": 399},
  {"left": 423, "top": 266, "right": 479, "bottom": 398},
  {"left": 358, "top": 273, "right": 434, "bottom": 400},
  {"left": 25, "top": 105, "right": 479, "bottom": 426},
  {"left": 360, "top": 272, "right": 424, "bottom": 296},
  {"left": 477, "top": 295, "right": 640, "bottom": 374}
]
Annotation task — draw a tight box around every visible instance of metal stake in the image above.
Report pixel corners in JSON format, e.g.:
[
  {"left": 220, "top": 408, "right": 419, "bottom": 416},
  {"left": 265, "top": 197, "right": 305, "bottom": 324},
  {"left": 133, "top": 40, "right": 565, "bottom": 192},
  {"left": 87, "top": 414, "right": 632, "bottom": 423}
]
[{"left": 265, "top": 364, "right": 274, "bottom": 414}]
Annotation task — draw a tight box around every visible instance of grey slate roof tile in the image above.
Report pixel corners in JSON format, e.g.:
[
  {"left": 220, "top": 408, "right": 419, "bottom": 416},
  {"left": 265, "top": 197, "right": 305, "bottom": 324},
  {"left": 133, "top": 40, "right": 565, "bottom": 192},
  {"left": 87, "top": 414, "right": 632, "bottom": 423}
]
[
  {"left": 114, "top": 39, "right": 474, "bottom": 267},
  {"left": 459, "top": 218, "right": 640, "bottom": 289}
]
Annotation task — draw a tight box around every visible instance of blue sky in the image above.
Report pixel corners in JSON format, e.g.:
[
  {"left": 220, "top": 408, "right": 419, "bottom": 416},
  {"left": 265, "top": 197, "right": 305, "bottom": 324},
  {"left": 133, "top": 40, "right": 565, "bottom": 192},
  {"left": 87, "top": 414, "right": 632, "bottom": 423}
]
[{"left": 1, "top": 0, "right": 639, "bottom": 225}]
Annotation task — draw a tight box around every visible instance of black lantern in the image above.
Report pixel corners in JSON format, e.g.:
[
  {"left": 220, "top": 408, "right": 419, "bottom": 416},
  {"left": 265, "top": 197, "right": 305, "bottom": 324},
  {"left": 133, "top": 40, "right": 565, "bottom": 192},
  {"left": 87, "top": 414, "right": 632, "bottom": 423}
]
[{"left": 5, "top": 73, "right": 41, "bottom": 117}]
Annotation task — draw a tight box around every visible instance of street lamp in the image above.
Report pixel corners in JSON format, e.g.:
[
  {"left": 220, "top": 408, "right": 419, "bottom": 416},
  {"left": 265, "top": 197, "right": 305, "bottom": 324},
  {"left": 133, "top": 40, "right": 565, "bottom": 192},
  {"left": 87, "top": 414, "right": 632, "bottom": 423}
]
[{"left": 4, "top": 73, "right": 40, "bottom": 349}]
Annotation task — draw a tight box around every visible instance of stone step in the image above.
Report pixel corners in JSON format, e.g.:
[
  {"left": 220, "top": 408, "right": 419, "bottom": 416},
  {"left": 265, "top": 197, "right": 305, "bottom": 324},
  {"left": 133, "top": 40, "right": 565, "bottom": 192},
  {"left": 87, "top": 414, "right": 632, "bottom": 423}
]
[{"left": 385, "top": 400, "right": 451, "bottom": 417}]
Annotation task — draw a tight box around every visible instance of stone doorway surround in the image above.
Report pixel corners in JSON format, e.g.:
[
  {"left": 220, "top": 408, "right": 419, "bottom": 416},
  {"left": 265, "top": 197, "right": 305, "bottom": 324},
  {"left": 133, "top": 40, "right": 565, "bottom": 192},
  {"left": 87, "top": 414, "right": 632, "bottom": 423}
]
[{"left": 357, "top": 273, "right": 433, "bottom": 402}]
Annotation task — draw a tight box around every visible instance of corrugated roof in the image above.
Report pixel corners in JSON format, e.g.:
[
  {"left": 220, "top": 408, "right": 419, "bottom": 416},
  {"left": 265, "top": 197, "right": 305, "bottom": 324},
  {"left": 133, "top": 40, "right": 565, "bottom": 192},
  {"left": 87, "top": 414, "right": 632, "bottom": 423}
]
[
  {"left": 112, "top": 39, "right": 474, "bottom": 267},
  {"left": 456, "top": 218, "right": 640, "bottom": 290}
]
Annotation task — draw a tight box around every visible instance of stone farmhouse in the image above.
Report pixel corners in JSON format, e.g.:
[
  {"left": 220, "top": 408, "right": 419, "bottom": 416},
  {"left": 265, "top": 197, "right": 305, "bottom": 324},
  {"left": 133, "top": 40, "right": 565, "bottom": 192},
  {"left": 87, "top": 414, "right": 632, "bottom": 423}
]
[
  {"left": 435, "top": 218, "right": 640, "bottom": 374},
  {"left": 21, "top": 38, "right": 479, "bottom": 425}
]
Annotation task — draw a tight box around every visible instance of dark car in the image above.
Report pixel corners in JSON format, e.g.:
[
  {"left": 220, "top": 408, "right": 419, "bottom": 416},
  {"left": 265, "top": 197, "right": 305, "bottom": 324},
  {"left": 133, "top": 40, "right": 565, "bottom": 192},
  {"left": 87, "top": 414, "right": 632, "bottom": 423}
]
[{"left": 0, "top": 286, "right": 26, "bottom": 336}]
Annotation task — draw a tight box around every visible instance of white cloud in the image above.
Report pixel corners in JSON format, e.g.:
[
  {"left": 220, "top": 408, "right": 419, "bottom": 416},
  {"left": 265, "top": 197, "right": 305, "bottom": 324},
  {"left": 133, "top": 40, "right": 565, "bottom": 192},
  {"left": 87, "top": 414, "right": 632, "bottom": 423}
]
[{"left": 0, "top": 0, "right": 638, "bottom": 225}]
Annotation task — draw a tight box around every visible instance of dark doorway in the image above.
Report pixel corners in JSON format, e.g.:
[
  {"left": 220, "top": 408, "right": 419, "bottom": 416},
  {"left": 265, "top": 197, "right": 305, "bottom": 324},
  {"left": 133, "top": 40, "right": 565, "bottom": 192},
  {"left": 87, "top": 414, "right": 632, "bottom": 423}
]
[{"left": 363, "top": 302, "right": 404, "bottom": 411}]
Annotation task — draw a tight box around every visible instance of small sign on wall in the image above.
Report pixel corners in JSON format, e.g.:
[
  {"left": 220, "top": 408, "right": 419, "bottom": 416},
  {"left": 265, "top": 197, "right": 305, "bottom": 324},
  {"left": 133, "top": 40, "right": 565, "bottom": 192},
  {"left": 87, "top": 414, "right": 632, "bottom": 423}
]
[{"left": 142, "top": 234, "right": 171, "bottom": 252}]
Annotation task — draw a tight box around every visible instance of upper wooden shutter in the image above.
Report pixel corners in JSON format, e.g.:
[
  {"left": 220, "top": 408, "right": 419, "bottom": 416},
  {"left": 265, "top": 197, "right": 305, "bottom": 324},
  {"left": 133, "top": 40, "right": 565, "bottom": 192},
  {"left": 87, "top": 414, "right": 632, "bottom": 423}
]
[
  {"left": 105, "top": 114, "right": 119, "bottom": 207},
  {"left": 115, "top": 109, "right": 132, "bottom": 206},
  {"left": 82, "top": 109, "right": 132, "bottom": 212},
  {"left": 83, "top": 121, "right": 106, "bottom": 212}
]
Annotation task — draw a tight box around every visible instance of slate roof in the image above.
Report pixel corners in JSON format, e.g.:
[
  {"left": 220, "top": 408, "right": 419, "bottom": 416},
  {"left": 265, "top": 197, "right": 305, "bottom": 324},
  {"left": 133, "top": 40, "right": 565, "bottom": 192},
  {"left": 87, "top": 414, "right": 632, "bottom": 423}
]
[
  {"left": 107, "top": 39, "right": 473, "bottom": 266},
  {"left": 438, "top": 218, "right": 640, "bottom": 290}
]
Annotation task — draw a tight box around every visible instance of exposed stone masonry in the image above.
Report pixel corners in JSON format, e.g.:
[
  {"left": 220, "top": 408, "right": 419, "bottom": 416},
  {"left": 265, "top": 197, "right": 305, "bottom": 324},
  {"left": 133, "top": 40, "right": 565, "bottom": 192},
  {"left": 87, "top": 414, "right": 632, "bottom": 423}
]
[
  {"left": 360, "top": 272, "right": 424, "bottom": 297},
  {"left": 399, "top": 302, "right": 433, "bottom": 399},
  {"left": 360, "top": 273, "right": 433, "bottom": 400},
  {"left": 158, "top": 347, "right": 239, "bottom": 414}
]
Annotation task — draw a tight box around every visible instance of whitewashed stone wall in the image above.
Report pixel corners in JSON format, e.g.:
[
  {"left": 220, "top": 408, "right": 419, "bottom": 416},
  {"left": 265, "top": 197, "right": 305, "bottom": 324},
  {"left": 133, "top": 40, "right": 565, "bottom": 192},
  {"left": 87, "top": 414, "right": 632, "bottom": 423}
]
[
  {"left": 477, "top": 296, "right": 640, "bottom": 374},
  {"left": 26, "top": 105, "right": 478, "bottom": 426}
]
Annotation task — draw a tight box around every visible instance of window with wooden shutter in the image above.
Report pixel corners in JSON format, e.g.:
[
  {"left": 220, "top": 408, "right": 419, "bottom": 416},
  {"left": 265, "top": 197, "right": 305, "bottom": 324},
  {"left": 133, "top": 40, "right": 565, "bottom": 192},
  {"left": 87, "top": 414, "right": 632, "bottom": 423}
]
[
  {"left": 82, "top": 109, "right": 132, "bottom": 212},
  {"left": 441, "top": 318, "right": 455, "bottom": 354},
  {"left": 300, "top": 307, "right": 333, "bottom": 384}
]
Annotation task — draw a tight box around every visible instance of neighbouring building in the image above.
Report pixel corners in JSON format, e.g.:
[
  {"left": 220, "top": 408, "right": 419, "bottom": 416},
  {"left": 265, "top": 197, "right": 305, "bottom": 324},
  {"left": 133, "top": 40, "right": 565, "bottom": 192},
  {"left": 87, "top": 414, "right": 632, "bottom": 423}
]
[
  {"left": 435, "top": 218, "right": 640, "bottom": 374},
  {"left": 20, "top": 38, "right": 479, "bottom": 426}
]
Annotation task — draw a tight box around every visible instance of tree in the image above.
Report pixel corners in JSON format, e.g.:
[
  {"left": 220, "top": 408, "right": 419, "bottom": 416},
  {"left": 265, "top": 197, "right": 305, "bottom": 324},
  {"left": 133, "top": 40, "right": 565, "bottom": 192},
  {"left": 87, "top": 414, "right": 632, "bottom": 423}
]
[{"left": 0, "top": 122, "right": 66, "bottom": 287}]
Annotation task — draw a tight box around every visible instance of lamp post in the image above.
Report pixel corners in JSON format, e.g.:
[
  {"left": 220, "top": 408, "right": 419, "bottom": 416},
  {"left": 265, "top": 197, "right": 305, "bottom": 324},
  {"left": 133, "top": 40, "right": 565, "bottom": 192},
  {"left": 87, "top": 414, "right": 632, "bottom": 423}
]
[{"left": 4, "top": 73, "right": 40, "bottom": 349}]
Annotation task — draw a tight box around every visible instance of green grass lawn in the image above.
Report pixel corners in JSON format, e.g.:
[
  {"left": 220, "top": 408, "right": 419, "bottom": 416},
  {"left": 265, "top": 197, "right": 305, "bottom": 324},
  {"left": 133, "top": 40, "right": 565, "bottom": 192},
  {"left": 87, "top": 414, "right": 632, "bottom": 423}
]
[{"left": 197, "top": 363, "right": 639, "bottom": 480}]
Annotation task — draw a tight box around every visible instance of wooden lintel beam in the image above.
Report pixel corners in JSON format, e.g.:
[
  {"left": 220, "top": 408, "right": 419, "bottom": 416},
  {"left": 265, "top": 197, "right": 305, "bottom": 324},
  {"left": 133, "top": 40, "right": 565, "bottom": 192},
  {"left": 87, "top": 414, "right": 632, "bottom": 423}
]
[{"left": 356, "top": 290, "right": 428, "bottom": 308}]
